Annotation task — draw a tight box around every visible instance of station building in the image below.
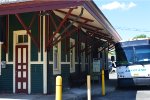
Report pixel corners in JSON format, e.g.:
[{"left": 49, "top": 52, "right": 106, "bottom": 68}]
[{"left": 0, "top": 0, "right": 121, "bottom": 94}]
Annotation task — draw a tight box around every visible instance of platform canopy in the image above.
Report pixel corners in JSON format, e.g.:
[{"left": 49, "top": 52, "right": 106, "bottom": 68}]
[{"left": 0, "top": 0, "right": 121, "bottom": 49}]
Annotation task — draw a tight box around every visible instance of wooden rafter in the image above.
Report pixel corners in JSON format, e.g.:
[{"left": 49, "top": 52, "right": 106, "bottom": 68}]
[
  {"left": 5, "top": 15, "right": 8, "bottom": 53},
  {"left": 29, "top": 13, "right": 37, "bottom": 29},
  {"left": 87, "top": 30, "right": 112, "bottom": 41},
  {"left": 46, "top": 8, "right": 74, "bottom": 51},
  {"left": 68, "top": 18, "right": 103, "bottom": 31},
  {"left": 82, "top": 26, "right": 108, "bottom": 36},
  {"left": 48, "top": 20, "right": 88, "bottom": 49},
  {"left": 49, "top": 12, "right": 57, "bottom": 30},
  {"left": 55, "top": 9, "right": 94, "bottom": 22},
  {"left": 98, "top": 43, "right": 112, "bottom": 53},
  {"left": 38, "top": 12, "right": 40, "bottom": 52},
  {"left": 15, "top": 14, "right": 40, "bottom": 49}
]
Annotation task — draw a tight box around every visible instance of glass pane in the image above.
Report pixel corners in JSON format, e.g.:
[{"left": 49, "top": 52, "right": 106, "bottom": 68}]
[
  {"left": 116, "top": 47, "right": 134, "bottom": 65},
  {"left": 23, "top": 82, "right": 26, "bottom": 89},
  {"left": 24, "top": 35, "right": 28, "bottom": 43},
  {"left": 135, "top": 45, "right": 150, "bottom": 62},
  {"left": 70, "top": 50, "right": 73, "bottom": 68},
  {"left": 23, "top": 71, "right": 26, "bottom": 78},
  {"left": 18, "top": 35, "right": 23, "bottom": 43},
  {"left": 54, "top": 50, "right": 58, "bottom": 69},
  {"left": 18, "top": 82, "right": 21, "bottom": 89}
]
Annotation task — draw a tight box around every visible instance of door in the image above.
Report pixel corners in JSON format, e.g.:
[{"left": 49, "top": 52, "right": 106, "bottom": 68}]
[{"left": 15, "top": 45, "right": 28, "bottom": 93}]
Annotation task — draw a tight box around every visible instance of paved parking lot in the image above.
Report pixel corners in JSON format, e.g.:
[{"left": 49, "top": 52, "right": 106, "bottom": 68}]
[
  {"left": 93, "top": 73, "right": 150, "bottom": 100},
  {"left": 93, "top": 86, "right": 150, "bottom": 100}
]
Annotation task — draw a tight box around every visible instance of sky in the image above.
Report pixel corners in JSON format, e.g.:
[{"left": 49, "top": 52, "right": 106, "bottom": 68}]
[{"left": 94, "top": 0, "right": 150, "bottom": 41}]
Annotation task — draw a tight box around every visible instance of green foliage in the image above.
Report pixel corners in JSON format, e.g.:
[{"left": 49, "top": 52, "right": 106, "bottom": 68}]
[{"left": 132, "top": 34, "right": 147, "bottom": 39}]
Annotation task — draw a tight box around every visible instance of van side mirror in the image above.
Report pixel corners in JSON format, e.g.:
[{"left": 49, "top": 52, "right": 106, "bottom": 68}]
[{"left": 111, "top": 56, "right": 115, "bottom": 62}]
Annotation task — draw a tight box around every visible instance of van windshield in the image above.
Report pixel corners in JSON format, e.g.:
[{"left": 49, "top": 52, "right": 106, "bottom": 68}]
[
  {"left": 116, "top": 45, "right": 150, "bottom": 66},
  {"left": 135, "top": 45, "right": 150, "bottom": 62}
]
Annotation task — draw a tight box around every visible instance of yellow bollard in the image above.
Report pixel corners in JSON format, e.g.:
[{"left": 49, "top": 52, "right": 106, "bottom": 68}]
[
  {"left": 87, "top": 75, "right": 91, "bottom": 100},
  {"left": 55, "top": 76, "right": 62, "bottom": 100},
  {"left": 102, "top": 69, "right": 105, "bottom": 96}
]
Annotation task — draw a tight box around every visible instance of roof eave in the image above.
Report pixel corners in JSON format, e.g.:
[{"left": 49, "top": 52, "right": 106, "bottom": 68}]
[
  {"left": 83, "top": 1, "right": 122, "bottom": 42},
  {"left": 0, "top": 1, "right": 84, "bottom": 15}
]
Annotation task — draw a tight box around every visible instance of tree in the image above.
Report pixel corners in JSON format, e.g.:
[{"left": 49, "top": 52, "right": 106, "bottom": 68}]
[{"left": 132, "top": 34, "right": 148, "bottom": 40}]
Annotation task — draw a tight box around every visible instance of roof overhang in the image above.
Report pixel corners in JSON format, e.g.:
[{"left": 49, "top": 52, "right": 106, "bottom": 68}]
[
  {"left": 0, "top": 0, "right": 121, "bottom": 45},
  {"left": 0, "top": 1, "right": 85, "bottom": 15}
]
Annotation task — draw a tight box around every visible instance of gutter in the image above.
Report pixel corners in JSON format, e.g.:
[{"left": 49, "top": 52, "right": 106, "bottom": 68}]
[{"left": 83, "top": 1, "right": 122, "bottom": 42}]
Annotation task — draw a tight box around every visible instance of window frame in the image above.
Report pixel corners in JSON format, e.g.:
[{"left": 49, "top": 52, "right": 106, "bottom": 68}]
[
  {"left": 81, "top": 43, "right": 85, "bottom": 72},
  {"left": 16, "top": 33, "right": 28, "bottom": 45},
  {"left": 53, "top": 33, "right": 61, "bottom": 74},
  {"left": 70, "top": 38, "right": 75, "bottom": 73}
]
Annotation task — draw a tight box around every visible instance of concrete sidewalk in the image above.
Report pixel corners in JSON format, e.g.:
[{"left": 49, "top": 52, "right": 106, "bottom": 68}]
[
  {"left": 0, "top": 82, "right": 116, "bottom": 100},
  {"left": 0, "top": 73, "right": 117, "bottom": 100}
]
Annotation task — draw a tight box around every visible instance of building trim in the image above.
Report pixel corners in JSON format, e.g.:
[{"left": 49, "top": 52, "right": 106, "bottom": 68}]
[
  {"left": 43, "top": 15, "right": 47, "bottom": 94},
  {"left": 13, "top": 30, "right": 30, "bottom": 94},
  {"left": 70, "top": 38, "right": 75, "bottom": 73},
  {"left": 53, "top": 33, "right": 61, "bottom": 75},
  {"left": 0, "top": 44, "right": 1, "bottom": 75}
]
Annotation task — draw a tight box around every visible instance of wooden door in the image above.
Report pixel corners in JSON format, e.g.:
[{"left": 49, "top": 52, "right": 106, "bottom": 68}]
[{"left": 15, "top": 45, "right": 28, "bottom": 93}]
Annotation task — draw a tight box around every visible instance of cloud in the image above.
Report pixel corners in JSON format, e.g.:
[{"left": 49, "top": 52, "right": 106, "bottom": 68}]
[{"left": 100, "top": 1, "right": 136, "bottom": 10}]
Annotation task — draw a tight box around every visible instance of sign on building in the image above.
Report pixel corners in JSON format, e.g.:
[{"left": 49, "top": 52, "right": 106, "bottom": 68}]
[{"left": 93, "top": 58, "right": 101, "bottom": 72}]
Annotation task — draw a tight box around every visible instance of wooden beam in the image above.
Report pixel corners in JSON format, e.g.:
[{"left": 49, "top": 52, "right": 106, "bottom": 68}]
[
  {"left": 5, "top": 15, "right": 8, "bottom": 53},
  {"left": 68, "top": 18, "right": 103, "bottom": 31},
  {"left": 49, "top": 12, "right": 57, "bottom": 30},
  {"left": 46, "top": 8, "right": 74, "bottom": 51},
  {"left": 38, "top": 12, "right": 41, "bottom": 52},
  {"left": 82, "top": 26, "right": 108, "bottom": 36},
  {"left": 15, "top": 14, "right": 39, "bottom": 49},
  {"left": 29, "top": 13, "right": 37, "bottom": 29},
  {"left": 55, "top": 9, "right": 94, "bottom": 22},
  {"left": 48, "top": 20, "right": 88, "bottom": 50}
]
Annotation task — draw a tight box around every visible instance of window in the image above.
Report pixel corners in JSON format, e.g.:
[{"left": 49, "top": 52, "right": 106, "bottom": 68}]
[
  {"left": 17, "top": 35, "right": 28, "bottom": 44},
  {"left": 53, "top": 33, "right": 61, "bottom": 74},
  {"left": 53, "top": 45, "right": 58, "bottom": 69},
  {"left": 70, "top": 39, "right": 75, "bottom": 73},
  {"left": 81, "top": 43, "right": 85, "bottom": 72}
]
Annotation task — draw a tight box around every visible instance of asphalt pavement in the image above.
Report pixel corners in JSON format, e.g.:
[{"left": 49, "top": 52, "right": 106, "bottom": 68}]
[
  {"left": 93, "top": 72, "right": 150, "bottom": 100},
  {"left": 0, "top": 73, "right": 116, "bottom": 100}
]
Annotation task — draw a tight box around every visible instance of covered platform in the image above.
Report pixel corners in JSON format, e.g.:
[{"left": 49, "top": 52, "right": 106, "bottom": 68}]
[{"left": 0, "top": 0, "right": 121, "bottom": 94}]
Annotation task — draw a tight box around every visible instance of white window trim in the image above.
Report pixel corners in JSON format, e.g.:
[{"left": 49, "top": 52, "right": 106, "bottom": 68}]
[
  {"left": 53, "top": 33, "right": 61, "bottom": 75},
  {"left": 0, "top": 42, "right": 2, "bottom": 75},
  {"left": 70, "top": 38, "right": 75, "bottom": 73},
  {"left": 13, "top": 30, "right": 31, "bottom": 94},
  {"left": 16, "top": 32, "right": 28, "bottom": 45},
  {"left": 81, "top": 43, "right": 85, "bottom": 72}
]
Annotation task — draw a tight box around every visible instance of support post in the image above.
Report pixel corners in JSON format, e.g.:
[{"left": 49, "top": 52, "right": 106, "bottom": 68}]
[
  {"left": 101, "top": 69, "right": 105, "bottom": 96},
  {"left": 0, "top": 43, "right": 1, "bottom": 75},
  {"left": 87, "top": 75, "right": 91, "bottom": 100},
  {"left": 56, "top": 76, "right": 62, "bottom": 100},
  {"left": 43, "top": 15, "right": 47, "bottom": 94},
  {"left": 46, "top": 8, "right": 74, "bottom": 50},
  {"left": 15, "top": 14, "right": 39, "bottom": 49}
]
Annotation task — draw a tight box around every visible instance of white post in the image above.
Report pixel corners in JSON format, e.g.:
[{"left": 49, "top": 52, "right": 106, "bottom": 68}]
[
  {"left": 87, "top": 75, "right": 91, "bottom": 100},
  {"left": 28, "top": 33, "right": 31, "bottom": 94},
  {"left": 0, "top": 43, "right": 2, "bottom": 75},
  {"left": 43, "top": 15, "right": 47, "bottom": 94}
]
